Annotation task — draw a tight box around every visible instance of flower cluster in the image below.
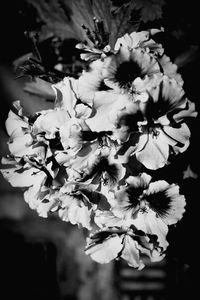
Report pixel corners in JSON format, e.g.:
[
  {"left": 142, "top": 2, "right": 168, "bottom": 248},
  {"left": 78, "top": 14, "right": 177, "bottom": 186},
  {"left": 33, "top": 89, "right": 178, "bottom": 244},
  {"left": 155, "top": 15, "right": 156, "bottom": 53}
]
[{"left": 1, "top": 27, "right": 197, "bottom": 269}]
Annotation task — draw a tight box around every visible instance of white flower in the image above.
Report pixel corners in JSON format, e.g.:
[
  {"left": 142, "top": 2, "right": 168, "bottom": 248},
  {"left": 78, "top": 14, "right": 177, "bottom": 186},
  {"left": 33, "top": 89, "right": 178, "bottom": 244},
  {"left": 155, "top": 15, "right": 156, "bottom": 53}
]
[
  {"left": 85, "top": 225, "right": 164, "bottom": 268},
  {"left": 0, "top": 25, "right": 197, "bottom": 269},
  {"left": 52, "top": 76, "right": 79, "bottom": 113},
  {"left": 111, "top": 177, "right": 186, "bottom": 249},
  {"left": 59, "top": 195, "right": 92, "bottom": 230},
  {"left": 33, "top": 109, "right": 70, "bottom": 139},
  {"left": 59, "top": 117, "right": 90, "bottom": 152},
  {"left": 118, "top": 75, "right": 197, "bottom": 169},
  {"left": 5, "top": 109, "right": 34, "bottom": 157},
  {"left": 101, "top": 47, "right": 160, "bottom": 93},
  {"left": 114, "top": 29, "right": 164, "bottom": 55},
  {"left": 57, "top": 182, "right": 107, "bottom": 230}
]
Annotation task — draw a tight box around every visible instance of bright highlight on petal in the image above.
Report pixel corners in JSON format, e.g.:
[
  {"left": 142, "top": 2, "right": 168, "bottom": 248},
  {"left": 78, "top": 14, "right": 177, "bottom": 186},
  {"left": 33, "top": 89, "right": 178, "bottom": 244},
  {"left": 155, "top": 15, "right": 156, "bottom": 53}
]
[
  {"left": 0, "top": 22, "right": 197, "bottom": 270},
  {"left": 85, "top": 234, "right": 123, "bottom": 264}
]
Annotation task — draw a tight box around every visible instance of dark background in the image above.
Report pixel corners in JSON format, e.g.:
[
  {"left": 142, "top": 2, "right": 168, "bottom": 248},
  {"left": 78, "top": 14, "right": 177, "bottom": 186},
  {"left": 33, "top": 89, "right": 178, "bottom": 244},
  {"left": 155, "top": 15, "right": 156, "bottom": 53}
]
[{"left": 0, "top": 1, "right": 200, "bottom": 299}]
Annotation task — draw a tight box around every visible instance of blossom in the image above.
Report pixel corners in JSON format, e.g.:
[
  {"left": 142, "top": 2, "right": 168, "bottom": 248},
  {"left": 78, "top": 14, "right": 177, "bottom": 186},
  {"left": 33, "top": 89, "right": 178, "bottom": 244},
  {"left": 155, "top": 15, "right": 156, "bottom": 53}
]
[
  {"left": 67, "top": 139, "right": 126, "bottom": 192},
  {"left": 157, "top": 54, "right": 183, "bottom": 85},
  {"left": 114, "top": 29, "right": 164, "bottom": 56},
  {"left": 110, "top": 176, "right": 186, "bottom": 248},
  {"left": 85, "top": 225, "right": 164, "bottom": 269},
  {"left": 76, "top": 59, "right": 108, "bottom": 103},
  {"left": 114, "top": 29, "right": 183, "bottom": 86},
  {"left": 59, "top": 117, "right": 91, "bottom": 153},
  {"left": 84, "top": 91, "right": 131, "bottom": 132},
  {"left": 52, "top": 75, "right": 93, "bottom": 117},
  {"left": 57, "top": 183, "right": 94, "bottom": 230},
  {"left": 98, "top": 47, "right": 160, "bottom": 93},
  {"left": 75, "top": 27, "right": 183, "bottom": 101},
  {"left": 0, "top": 154, "right": 60, "bottom": 217},
  {"left": 75, "top": 17, "right": 111, "bottom": 62},
  {"left": 0, "top": 24, "right": 197, "bottom": 269},
  {"left": 57, "top": 181, "right": 111, "bottom": 230},
  {"left": 32, "top": 109, "right": 71, "bottom": 139},
  {"left": 52, "top": 76, "right": 78, "bottom": 113},
  {"left": 117, "top": 75, "right": 197, "bottom": 169},
  {"left": 5, "top": 105, "right": 35, "bottom": 157}
]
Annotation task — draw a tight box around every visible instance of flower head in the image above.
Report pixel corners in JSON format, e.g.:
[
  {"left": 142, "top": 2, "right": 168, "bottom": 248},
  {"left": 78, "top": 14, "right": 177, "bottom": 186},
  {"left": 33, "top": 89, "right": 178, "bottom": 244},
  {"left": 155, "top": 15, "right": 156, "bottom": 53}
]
[
  {"left": 85, "top": 224, "right": 164, "bottom": 268},
  {"left": 110, "top": 176, "right": 186, "bottom": 248},
  {"left": 0, "top": 24, "right": 197, "bottom": 269},
  {"left": 117, "top": 75, "right": 197, "bottom": 169}
]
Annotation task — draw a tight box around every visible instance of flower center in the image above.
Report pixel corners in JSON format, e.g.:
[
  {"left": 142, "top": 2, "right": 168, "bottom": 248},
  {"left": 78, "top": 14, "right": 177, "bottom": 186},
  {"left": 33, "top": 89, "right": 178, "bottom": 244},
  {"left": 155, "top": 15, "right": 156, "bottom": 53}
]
[
  {"left": 139, "top": 121, "right": 161, "bottom": 138},
  {"left": 126, "top": 186, "right": 144, "bottom": 208},
  {"left": 148, "top": 126, "right": 160, "bottom": 137},
  {"left": 115, "top": 61, "right": 142, "bottom": 89},
  {"left": 145, "top": 190, "right": 172, "bottom": 218}
]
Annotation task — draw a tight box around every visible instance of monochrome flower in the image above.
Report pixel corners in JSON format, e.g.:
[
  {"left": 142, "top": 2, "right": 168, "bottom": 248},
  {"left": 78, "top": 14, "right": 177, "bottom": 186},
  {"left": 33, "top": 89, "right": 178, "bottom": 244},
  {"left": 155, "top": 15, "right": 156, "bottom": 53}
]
[
  {"left": 0, "top": 24, "right": 197, "bottom": 269},
  {"left": 117, "top": 75, "right": 197, "bottom": 169},
  {"left": 110, "top": 176, "right": 186, "bottom": 248},
  {"left": 100, "top": 48, "right": 160, "bottom": 93},
  {"left": 114, "top": 29, "right": 164, "bottom": 56},
  {"left": 85, "top": 225, "right": 164, "bottom": 268}
]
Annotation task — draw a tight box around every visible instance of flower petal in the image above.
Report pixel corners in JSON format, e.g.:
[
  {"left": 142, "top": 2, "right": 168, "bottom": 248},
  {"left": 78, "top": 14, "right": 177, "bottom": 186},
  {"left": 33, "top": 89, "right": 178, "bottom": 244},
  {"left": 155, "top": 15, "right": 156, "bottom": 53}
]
[
  {"left": 52, "top": 77, "right": 78, "bottom": 114},
  {"left": 134, "top": 210, "right": 169, "bottom": 250},
  {"left": 85, "top": 233, "right": 123, "bottom": 264},
  {"left": 5, "top": 110, "right": 28, "bottom": 138},
  {"left": 163, "top": 123, "right": 190, "bottom": 154},
  {"left": 66, "top": 199, "right": 92, "bottom": 229},
  {"left": 121, "top": 235, "right": 144, "bottom": 269},
  {"left": 136, "top": 131, "right": 169, "bottom": 170}
]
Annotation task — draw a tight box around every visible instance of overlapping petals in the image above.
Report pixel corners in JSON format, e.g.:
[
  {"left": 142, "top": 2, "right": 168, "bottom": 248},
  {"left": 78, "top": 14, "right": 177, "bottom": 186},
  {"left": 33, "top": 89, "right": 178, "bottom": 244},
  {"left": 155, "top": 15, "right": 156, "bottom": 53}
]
[
  {"left": 5, "top": 105, "right": 35, "bottom": 157},
  {"left": 109, "top": 175, "right": 186, "bottom": 249},
  {"left": 117, "top": 75, "right": 197, "bottom": 169},
  {"left": 0, "top": 27, "right": 197, "bottom": 269},
  {"left": 85, "top": 225, "right": 164, "bottom": 269},
  {"left": 102, "top": 47, "right": 160, "bottom": 92},
  {"left": 114, "top": 29, "right": 164, "bottom": 55}
]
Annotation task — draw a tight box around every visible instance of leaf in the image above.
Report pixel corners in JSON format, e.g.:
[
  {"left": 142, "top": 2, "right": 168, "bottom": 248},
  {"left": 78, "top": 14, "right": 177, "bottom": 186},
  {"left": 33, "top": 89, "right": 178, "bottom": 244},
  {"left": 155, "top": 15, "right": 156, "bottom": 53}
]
[
  {"left": 110, "top": 0, "right": 140, "bottom": 47},
  {"left": 25, "top": 0, "right": 109, "bottom": 42},
  {"left": 132, "top": 0, "right": 165, "bottom": 23},
  {"left": 24, "top": 0, "right": 140, "bottom": 47}
]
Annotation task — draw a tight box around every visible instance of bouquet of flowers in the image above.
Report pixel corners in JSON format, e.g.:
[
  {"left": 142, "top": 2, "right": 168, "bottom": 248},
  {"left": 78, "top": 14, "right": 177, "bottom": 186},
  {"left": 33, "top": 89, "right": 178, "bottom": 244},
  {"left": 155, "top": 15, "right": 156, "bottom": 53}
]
[{"left": 0, "top": 14, "right": 197, "bottom": 270}]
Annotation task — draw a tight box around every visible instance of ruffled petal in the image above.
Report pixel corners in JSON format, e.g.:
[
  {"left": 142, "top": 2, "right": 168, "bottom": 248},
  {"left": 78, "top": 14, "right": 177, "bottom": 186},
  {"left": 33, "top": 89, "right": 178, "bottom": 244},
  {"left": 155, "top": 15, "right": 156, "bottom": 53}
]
[
  {"left": 121, "top": 235, "right": 144, "bottom": 269},
  {"left": 1, "top": 165, "right": 43, "bottom": 188},
  {"left": 85, "top": 233, "right": 123, "bottom": 264},
  {"left": 146, "top": 181, "right": 186, "bottom": 225},
  {"left": 8, "top": 134, "right": 34, "bottom": 156},
  {"left": 52, "top": 77, "right": 78, "bottom": 114},
  {"left": 158, "top": 55, "right": 183, "bottom": 85},
  {"left": 163, "top": 123, "right": 191, "bottom": 154},
  {"left": 136, "top": 131, "right": 169, "bottom": 170},
  {"left": 133, "top": 211, "right": 169, "bottom": 250},
  {"left": 94, "top": 210, "right": 128, "bottom": 228},
  {"left": 66, "top": 199, "right": 92, "bottom": 229},
  {"left": 86, "top": 91, "right": 131, "bottom": 132},
  {"left": 59, "top": 118, "right": 90, "bottom": 152},
  {"left": 24, "top": 172, "right": 47, "bottom": 209},
  {"left": 34, "top": 109, "right": 70, "bottom": 138},
  {"left": 5, "top": 110, "right": 29, "bottom": 138}
]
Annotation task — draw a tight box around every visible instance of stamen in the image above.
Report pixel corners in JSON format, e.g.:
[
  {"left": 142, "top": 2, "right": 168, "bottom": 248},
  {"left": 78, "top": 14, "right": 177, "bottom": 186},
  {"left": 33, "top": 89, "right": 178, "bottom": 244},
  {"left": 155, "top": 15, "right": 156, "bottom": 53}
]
[{"left": 151, "top": 127, "right": 160, "bottom": 137}]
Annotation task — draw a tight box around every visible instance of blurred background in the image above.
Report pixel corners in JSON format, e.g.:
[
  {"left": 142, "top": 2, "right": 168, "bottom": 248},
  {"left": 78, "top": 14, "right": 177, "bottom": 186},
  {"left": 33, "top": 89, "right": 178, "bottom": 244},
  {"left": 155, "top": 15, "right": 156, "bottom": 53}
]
[{"left": 0, "top": 1, "right": 199, "bottom": 299}]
